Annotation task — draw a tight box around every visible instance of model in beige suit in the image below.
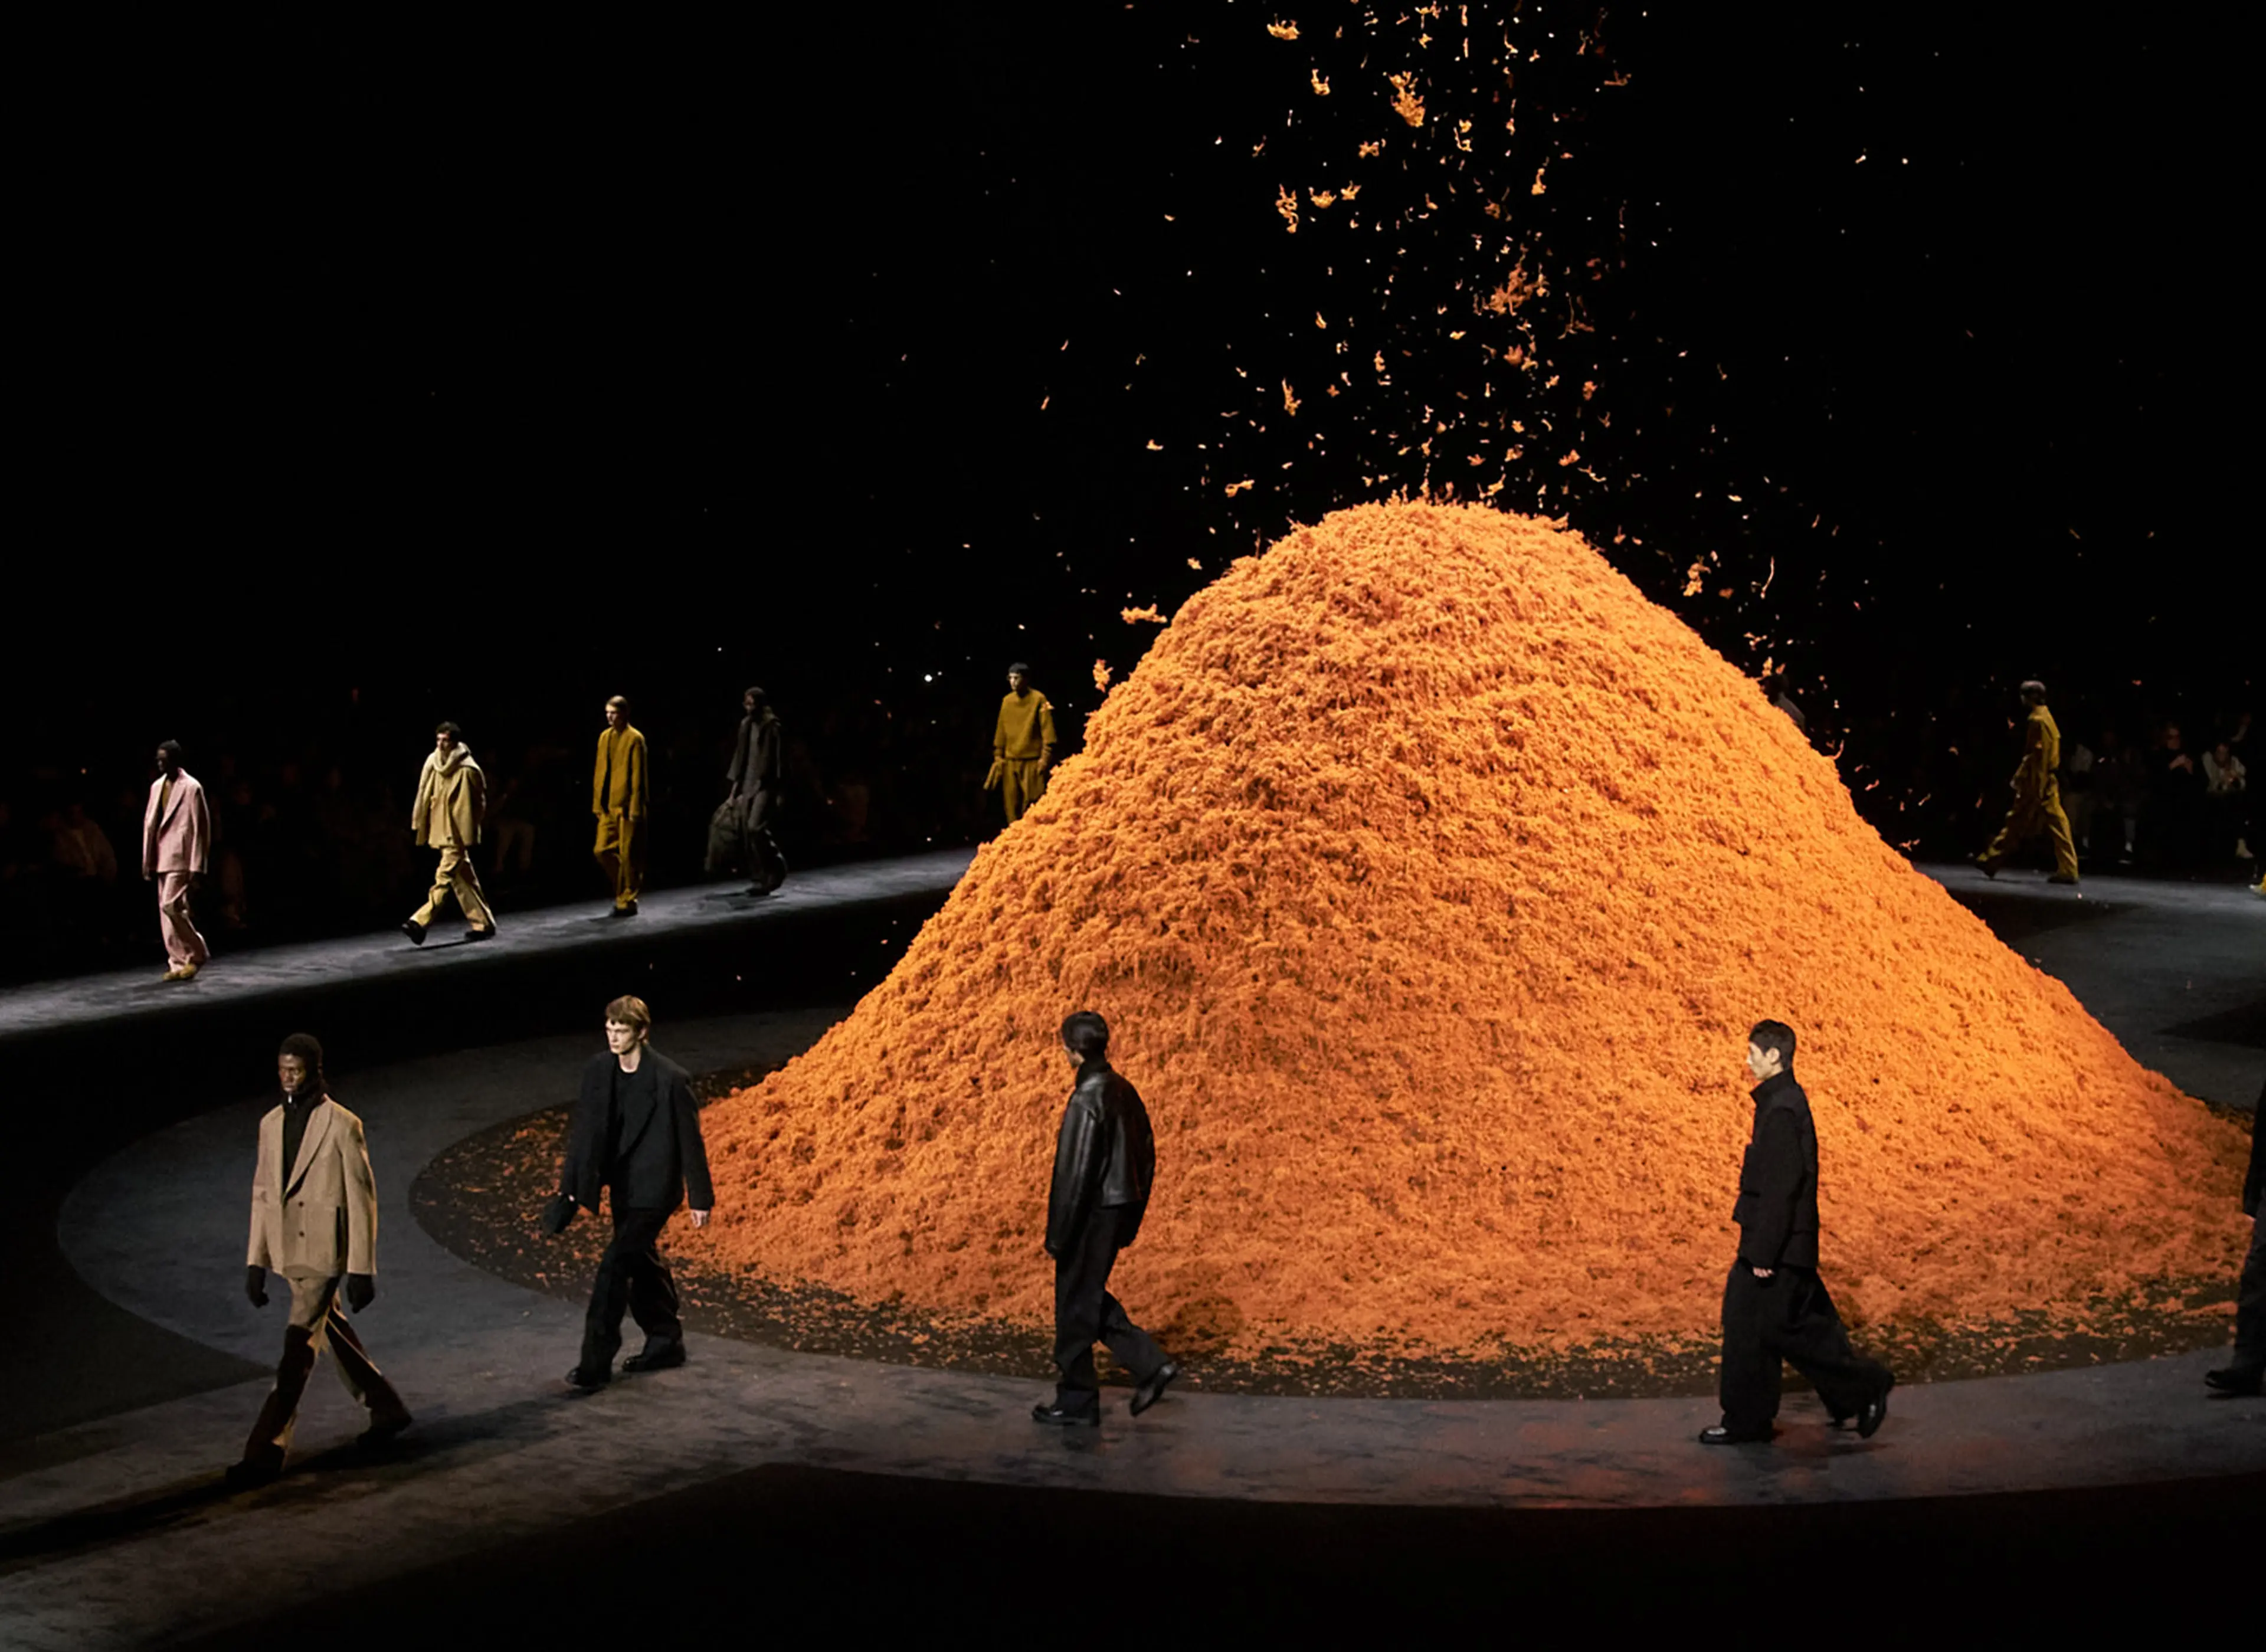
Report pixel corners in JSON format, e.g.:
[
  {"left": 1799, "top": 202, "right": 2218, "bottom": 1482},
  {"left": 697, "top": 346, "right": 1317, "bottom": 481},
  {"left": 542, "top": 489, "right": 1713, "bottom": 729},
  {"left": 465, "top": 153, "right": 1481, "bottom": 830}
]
[
  {"left": 229, "top": 1034, "right": 412, "bottom": 1488},
  {"left": 142, "top": 739, "right": 211, "bottom": 981}
]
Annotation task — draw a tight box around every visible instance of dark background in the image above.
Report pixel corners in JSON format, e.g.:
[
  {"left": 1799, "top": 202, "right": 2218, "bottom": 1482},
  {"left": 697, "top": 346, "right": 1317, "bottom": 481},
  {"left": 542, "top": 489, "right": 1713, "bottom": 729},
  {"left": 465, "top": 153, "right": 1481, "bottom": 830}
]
[{"left": 6, "top": 4, "right": 2250, "bottom": 974}]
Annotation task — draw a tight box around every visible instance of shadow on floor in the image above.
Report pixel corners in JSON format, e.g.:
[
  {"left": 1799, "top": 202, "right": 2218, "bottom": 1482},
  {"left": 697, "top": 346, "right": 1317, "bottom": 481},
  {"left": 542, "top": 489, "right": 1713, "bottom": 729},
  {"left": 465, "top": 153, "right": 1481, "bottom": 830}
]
[
  {"left": 2160, "top": 999, "right": 2266, "bottom": 1050},
  {"left": 1939, "top": 884, "right": 2126, "bottom": 943},
  {"left": 0, "top": 1388, "right": 588, "bottom": 1571},
  {"left": 176, "top": 1459, "right": 2265, "bottom": 1640}
]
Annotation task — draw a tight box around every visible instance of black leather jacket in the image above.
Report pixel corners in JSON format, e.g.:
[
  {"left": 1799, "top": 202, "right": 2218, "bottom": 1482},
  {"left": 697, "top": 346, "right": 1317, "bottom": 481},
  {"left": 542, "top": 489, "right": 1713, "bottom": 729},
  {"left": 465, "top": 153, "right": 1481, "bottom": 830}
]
[
  {"left": 1044, "top": 1060, "right": 1155, "bottom": 1257},
  {"left": 1730, "top": 1071, "right": 1821, "bottom": 1268}
]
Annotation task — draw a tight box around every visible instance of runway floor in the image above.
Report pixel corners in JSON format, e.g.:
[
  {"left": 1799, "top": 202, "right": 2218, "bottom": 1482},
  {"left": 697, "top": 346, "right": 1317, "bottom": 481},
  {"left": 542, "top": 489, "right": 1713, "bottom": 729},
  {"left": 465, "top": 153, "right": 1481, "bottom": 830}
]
[{"left": 0, "top": 857, "right": 2257, "bottom": 1643}]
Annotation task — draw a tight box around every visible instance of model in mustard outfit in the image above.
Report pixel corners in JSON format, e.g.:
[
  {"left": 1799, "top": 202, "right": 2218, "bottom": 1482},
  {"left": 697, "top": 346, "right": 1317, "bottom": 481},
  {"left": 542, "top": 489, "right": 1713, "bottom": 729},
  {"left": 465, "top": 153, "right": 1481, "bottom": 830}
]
[
  {"left": 1974, "top": 680, "right": 2080, "bottom": 885},
  {"left": 402, "top": 721, "right": 495, "bottom": 943},
  {"left": 985, "top": 663, "right": 1057, "bottom": 827},
  {"left": 592, "top": 694, "right": 650, "bottom": 915}
]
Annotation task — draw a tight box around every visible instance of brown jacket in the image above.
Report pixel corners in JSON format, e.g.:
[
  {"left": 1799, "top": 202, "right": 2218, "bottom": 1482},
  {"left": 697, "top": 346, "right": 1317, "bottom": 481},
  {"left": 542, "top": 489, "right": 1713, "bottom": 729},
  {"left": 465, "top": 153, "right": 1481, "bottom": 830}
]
[{"left": 246, "top": 1097, "right": 380, "bottom": 1277}]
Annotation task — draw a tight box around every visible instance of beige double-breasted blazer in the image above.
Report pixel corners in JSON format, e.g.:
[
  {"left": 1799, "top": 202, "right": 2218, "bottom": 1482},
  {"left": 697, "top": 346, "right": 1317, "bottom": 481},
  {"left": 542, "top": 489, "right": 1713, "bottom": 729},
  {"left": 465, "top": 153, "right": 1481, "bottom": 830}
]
[{"left": 246, "top": 1097, "right": 379, "bottom": 1277}]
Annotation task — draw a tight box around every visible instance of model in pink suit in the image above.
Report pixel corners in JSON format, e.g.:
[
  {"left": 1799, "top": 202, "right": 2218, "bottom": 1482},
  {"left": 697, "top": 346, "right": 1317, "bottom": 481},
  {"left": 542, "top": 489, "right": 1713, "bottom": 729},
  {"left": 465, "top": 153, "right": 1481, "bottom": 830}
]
[{"left": 143, "top": 740, "right": 212, "bottom": 981}]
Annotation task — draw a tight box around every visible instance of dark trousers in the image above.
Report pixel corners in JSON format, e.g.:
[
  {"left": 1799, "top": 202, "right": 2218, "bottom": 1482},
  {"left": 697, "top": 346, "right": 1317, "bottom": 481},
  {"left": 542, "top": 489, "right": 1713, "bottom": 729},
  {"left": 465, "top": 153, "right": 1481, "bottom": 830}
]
[
  {"left": 2236, "top": 1215, "right": 2266, "bottom": 1368},
  {"left": 741, "top": 791, "right": 787, "bottom": 891},
  {"left": 578, "top": 1205, "right": 683, "bottom": 1377},
  {"left": 1052, "top": 1207, "right": 1166, "bottom": 1409},
  {"left": 1719, "top": 1261, "right": 1890, "bottom": 1434}
]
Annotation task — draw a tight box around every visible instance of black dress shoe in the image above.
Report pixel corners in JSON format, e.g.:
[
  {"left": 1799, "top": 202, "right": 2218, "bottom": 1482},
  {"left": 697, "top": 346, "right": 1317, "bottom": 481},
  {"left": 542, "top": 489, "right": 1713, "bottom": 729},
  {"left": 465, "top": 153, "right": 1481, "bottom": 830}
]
[
  {"left": 1856, "top": 1373, "right": 1894, "bottom": 1438},
  {"left": 464, "top": 925, "right": 497, "bottom": 942},
  {"left": 623, "top": 1341, "right": 687, "bottom": 1374},
  {"left": 564, "top": 1366, "right": 609, "bottom": 1393},
  {"left": 1131, "top": 1361, "right": 1181, "bottom": 1417},
  {"left": 1970, "top": 856, "right": 1999, "bottom": 880},
  {"left": 225, "top": 1456, "right": 283, "bottom": 1490},
  {"left": 358, "top": 1412, "right": 413, "bottom": 1451},
  {"left": 401, "top": 920, "right": 427, "bottom": 945},
  {"left": 2205, "top": 1364, "right": 2264, "bottom": 1396},
  {"left": 1698, "top": 1424, "right": 1774, "bottom": 1445},
  {"left": 611, "top": 901, "right": 638, "bottom": 917},
  {"left": 1031, "top": 1400, "right": 1101, "bottom": 1427}
]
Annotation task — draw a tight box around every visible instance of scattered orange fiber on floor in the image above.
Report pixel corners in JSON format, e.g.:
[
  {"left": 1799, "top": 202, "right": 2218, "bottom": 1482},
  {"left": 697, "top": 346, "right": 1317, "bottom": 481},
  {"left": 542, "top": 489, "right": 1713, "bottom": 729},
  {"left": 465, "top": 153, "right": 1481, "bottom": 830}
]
[{"left": 687, "top": 503, "right": 2249, "bottom": 1359}]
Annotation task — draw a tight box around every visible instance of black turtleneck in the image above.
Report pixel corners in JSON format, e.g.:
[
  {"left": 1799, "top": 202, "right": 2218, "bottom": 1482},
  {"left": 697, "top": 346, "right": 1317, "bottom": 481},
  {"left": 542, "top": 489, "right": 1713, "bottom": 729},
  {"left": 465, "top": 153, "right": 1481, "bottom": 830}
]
[{"left": 281, "top": 1090, "right": 323, "bottom": 1179}]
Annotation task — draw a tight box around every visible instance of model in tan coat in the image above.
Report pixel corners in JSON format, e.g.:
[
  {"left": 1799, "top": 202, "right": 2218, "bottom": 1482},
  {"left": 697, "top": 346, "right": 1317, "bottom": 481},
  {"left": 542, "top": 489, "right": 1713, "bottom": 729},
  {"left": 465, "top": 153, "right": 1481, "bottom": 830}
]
[
  {"left": 986, "top": 663, "right": 1057, "bottom": 827},
  {"left": 402, "top": 721, "right": 495, "bottom": 944},
  {"left": 1974, "top": 680, "right": 2080, "bottom": 884},
  {"left": 142, "top": 739, "right": 211, "bottom": 981},
  {"left": 229, "top": 1034, "right": 411, "bottom": 1487}
]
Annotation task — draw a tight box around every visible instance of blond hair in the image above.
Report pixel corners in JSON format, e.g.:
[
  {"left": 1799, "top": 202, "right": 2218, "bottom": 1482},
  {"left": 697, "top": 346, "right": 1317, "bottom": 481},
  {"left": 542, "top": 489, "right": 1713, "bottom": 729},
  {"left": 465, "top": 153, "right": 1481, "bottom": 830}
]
[{"left": 605, "top": 994, "right": 651, "bottom": 1035}]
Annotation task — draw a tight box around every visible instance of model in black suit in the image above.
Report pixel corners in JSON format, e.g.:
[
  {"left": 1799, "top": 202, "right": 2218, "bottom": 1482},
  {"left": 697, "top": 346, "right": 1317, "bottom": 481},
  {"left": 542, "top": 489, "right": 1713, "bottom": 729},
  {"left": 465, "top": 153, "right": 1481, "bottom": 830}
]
[
  {"left": 555, "top": 995, "right": 715, "bottom": 1390},
  {"left": 1032, "top": 1011, "right": 1179, "bottom": 1425},
  {"left": 2206, "top": 1074, "right": 2266, "bottom": 1396},
  {"left": 1702, "top": 1020, "right": 1894, "bottom": 1445}
]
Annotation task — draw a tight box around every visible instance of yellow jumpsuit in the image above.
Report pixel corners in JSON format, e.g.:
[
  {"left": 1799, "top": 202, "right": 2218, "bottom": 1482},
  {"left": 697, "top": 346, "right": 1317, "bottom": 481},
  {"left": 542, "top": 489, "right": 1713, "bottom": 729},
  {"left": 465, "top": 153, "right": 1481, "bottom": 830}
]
[
  {"left": 592, "top": 724, "right": 649, "bottom": 909},
  {"left": 989, "top": 690, "right": 1057, "bottom": 825},
  {"left": 1978, "top": 705, "right": 2080, "bottom": 881}
]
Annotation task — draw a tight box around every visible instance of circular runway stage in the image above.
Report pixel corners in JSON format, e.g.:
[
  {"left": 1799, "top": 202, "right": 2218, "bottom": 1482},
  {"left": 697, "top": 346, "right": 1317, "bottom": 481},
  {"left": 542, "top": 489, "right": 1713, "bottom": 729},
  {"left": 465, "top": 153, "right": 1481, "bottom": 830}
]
[{"left": 2, "top": 861, "right": 2258, "bottom": 1646}]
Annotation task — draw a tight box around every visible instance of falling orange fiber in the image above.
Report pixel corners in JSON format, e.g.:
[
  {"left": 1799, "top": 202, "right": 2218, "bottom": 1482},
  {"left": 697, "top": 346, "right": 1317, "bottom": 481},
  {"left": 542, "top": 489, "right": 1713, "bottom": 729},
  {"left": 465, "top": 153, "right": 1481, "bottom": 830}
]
[{"left": 688, "top": 503, "right": 2249, "bottom": 1358}]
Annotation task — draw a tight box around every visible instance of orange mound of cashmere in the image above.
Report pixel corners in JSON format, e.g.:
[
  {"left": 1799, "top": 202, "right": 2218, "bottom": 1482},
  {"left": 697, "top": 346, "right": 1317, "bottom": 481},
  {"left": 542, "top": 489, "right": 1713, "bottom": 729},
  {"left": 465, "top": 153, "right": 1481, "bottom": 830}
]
[{"left": 687, "top": 503, "right": 2250, "bottom": 1357}]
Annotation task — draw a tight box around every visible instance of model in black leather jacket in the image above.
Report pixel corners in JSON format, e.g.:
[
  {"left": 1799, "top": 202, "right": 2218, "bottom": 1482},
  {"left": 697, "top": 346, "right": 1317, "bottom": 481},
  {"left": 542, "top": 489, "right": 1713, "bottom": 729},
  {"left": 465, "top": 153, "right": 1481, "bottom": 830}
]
[{"left": 1044, "top": 1058, "right": 1155, "bottom": 1258}]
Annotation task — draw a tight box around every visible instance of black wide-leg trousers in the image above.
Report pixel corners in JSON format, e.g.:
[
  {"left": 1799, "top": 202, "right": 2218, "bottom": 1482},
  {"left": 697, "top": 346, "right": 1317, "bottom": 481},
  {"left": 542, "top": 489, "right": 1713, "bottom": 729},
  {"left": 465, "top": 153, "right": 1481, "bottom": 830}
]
[
  {"left": 578, "top": 1205, "right": 683, "bottom": 1377},
  {"left": 2235, "top": 1214, "right": 2266, "bottom": 1369},
  {"left": 1719, "top": 1261, "right": 1890, "bottom": 1434},
  {"left": 1053, "top": 1207, "right": 1167, "bottom": 1410}
]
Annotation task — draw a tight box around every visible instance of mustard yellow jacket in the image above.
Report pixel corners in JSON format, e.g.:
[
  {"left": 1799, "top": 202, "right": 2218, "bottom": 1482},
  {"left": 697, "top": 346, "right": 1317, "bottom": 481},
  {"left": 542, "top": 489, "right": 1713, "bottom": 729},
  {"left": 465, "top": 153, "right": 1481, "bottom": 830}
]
[
  {"left": 593, "top": 725, "right": 650, "bottom": 818},
  {"left": 410, "top": 747, "right": 485, "bottom": 848}
]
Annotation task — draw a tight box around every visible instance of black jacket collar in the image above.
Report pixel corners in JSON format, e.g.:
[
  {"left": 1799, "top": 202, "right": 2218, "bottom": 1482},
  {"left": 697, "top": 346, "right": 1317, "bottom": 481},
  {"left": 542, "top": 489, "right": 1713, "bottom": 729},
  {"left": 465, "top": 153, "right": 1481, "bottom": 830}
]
[{"left": 1750, "top": 1069, "right": 1800, "bottom": 1107}]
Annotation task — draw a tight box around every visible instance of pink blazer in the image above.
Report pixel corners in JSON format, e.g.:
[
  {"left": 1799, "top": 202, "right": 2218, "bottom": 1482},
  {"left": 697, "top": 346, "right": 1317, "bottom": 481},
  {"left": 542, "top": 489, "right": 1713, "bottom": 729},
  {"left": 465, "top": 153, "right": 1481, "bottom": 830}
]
[{"left": 143, "top": 771, "right": 212, "bottom": 877}]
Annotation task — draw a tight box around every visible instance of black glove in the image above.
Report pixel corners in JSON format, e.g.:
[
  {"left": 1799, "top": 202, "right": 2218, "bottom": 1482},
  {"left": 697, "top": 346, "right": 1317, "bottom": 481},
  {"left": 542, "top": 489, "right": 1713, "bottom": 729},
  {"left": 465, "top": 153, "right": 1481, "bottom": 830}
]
[
  {"left": 245, "top": 1265, "right": 268, "bottom": 1307},
  {"left": 345, "top": 1273, "right": 376, "bottom": 1313}
]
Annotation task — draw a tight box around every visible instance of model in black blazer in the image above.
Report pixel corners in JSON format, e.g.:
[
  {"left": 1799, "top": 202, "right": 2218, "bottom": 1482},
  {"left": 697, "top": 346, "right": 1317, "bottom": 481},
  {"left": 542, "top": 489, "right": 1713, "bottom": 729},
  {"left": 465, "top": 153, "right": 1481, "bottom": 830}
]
[
  {"left": 561, "top": 1048, "right": 714, "bottom": 1215},
  {"left": 556, "top": 1037, "right": 715, "bottom": 1390}
]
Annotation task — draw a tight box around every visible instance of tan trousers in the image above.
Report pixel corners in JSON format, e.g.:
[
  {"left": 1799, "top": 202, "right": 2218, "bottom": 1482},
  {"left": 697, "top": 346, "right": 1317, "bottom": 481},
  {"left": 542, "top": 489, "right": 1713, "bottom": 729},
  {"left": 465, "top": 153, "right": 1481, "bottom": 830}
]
[
  {"left": 594, "top": 811, "right": 645, "bottom": 908},
  {"left": 155, "top": 871, "right": 208, "bottom": 968},
  {"left": 411, "top": 843, "right": 493, "bottom": 929},
  {"left": 1979, "top": 778, "right": 2081, "bottom": 880},
  {"left": 1000, "top": 759, "right": 1047, "bottom": 825},
  {"left": 241, "top": 1271, "right": 407, "bottom": 1467}
]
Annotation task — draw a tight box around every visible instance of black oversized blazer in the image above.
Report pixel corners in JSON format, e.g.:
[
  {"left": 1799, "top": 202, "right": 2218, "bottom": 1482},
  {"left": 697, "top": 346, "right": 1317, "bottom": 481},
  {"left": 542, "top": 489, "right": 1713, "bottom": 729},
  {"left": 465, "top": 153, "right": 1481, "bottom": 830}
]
[
  {"left": 561, "top": 1048, "right": 716, "bottom": 1214},
  {"left": 1731, "top": 1071, "right": 1822, "bottom": 1270}
]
